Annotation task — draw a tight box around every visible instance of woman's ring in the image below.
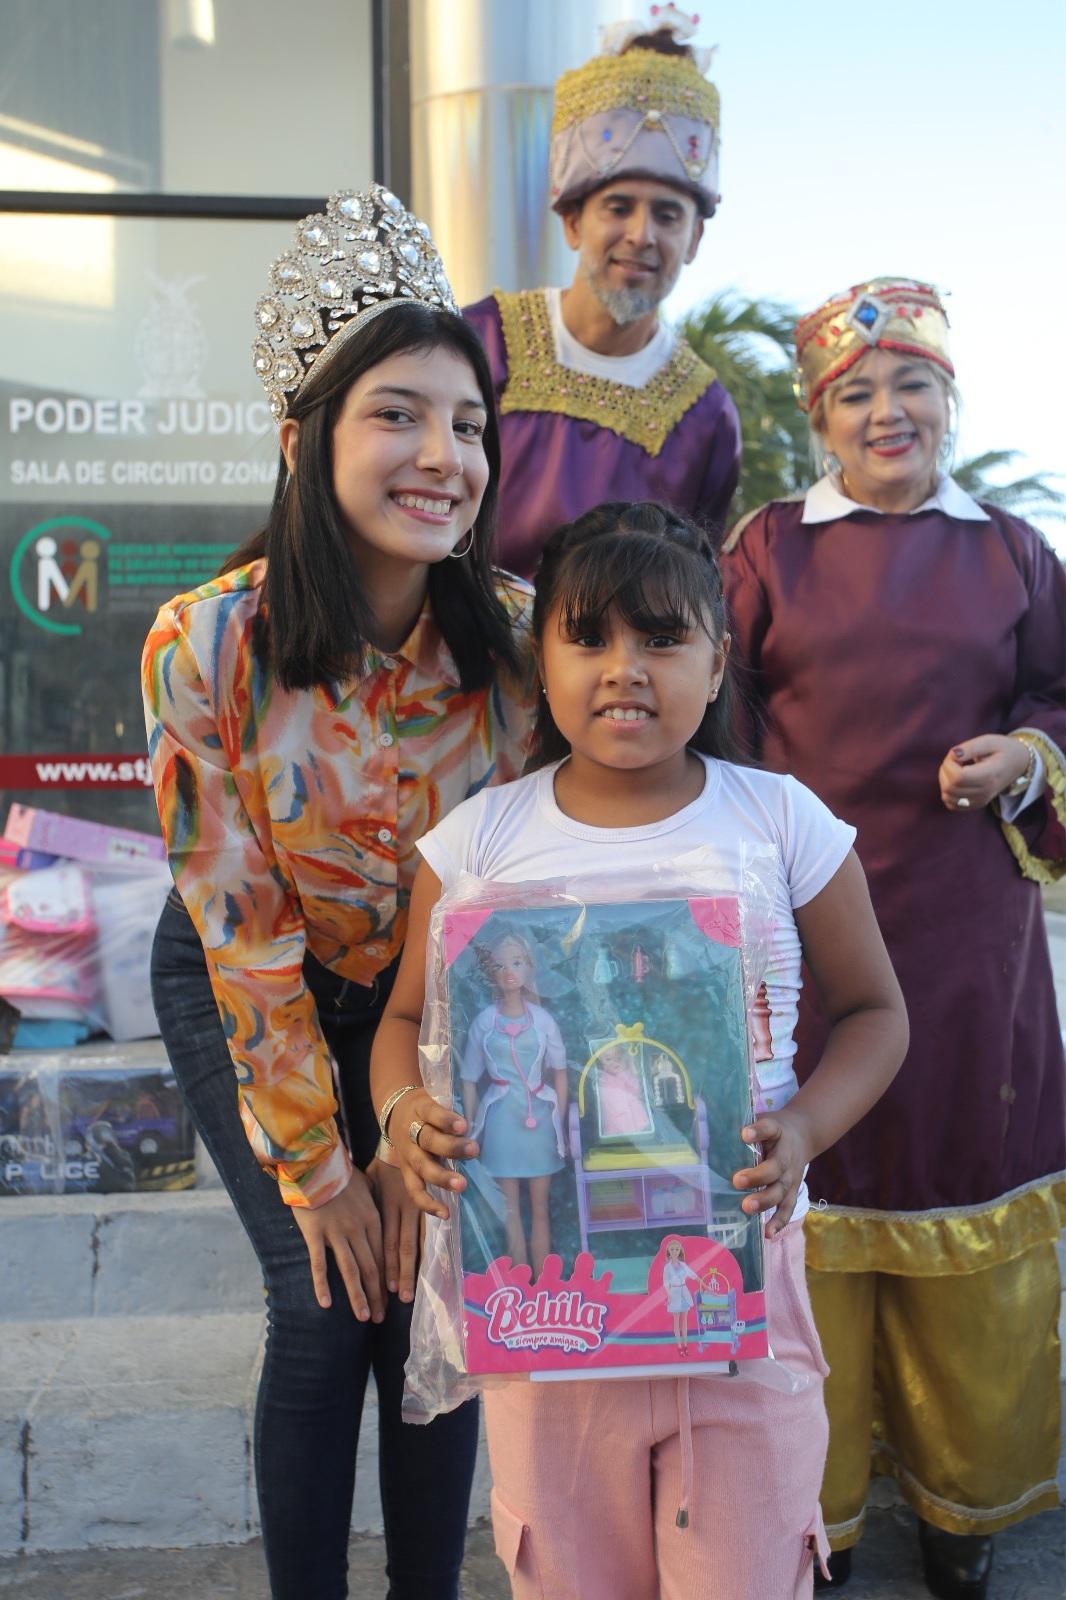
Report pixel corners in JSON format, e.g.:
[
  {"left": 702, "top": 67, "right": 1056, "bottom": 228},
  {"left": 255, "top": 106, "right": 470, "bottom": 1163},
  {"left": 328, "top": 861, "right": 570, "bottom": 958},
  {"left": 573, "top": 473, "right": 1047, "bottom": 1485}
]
[
  {"left": 409, "top": 1119, "right": 425, "bottom": 1148},
  {"left": 956, "top": 797, "right": 971, "bottom": 810}
]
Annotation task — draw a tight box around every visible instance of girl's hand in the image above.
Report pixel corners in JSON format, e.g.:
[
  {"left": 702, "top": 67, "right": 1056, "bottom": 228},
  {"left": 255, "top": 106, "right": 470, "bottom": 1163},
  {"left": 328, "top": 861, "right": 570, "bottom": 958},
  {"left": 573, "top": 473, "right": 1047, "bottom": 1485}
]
[
  {"left": 938, "top": 734, "right": 1030, "bottom": 812},
  {"left": 291, "top": 1167, "right": 385, "bottom": 1320},
  {"left": 732, "top": 1109, "right": 814, "bottom": 1239},
  {"left": 369, "top": 1158, "right": 424, "bottom": 1303},
  {"left": 371, "top": 864, "right": 477, "bottom": 1221},
  {"left": 393, "top": 1087, "right": 479, "bottom": 1221}
]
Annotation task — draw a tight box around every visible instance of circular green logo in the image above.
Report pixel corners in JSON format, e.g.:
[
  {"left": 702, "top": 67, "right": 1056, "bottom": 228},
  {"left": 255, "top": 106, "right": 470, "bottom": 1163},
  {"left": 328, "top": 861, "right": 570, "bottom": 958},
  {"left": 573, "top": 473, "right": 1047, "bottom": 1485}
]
[{"left": 9, "top": 516, "right": 111, "bottom": 635}]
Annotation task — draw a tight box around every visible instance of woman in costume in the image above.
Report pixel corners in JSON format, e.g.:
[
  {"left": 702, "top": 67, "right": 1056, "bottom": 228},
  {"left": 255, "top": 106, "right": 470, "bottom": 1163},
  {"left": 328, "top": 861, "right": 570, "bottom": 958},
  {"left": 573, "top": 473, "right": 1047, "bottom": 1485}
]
[
  {"left": 461, "top": 931, "right": 567, "bottom": 1273},
  {"left": 723, "top": 277, "right": 1065, "bottom": 1600},
  {"left": 143, "top": 186, "right": 534, "bottom": 1600}
]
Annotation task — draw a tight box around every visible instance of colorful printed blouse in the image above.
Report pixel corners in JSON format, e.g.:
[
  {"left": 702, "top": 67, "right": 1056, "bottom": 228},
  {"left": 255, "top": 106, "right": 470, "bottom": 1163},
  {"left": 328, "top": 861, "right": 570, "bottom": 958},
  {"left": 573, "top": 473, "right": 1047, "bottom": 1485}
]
[{"left": 142, "top": 558, "right": 535, "bottom": 1208}]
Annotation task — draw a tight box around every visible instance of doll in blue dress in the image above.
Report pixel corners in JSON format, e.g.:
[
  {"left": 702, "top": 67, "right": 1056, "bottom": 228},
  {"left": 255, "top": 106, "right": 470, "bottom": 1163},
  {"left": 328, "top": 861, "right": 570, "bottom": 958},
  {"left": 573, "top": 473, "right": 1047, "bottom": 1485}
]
[{"left": 461, "top": 932, "right": 569, "bottom": 1273}]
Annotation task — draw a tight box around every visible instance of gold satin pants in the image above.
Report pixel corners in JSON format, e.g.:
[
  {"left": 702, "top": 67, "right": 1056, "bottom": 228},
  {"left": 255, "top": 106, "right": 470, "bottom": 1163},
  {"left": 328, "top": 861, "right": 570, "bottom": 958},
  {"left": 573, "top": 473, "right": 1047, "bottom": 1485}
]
[{"left": 808, "top": 1239, "right": 1062, "bottom": 1547}]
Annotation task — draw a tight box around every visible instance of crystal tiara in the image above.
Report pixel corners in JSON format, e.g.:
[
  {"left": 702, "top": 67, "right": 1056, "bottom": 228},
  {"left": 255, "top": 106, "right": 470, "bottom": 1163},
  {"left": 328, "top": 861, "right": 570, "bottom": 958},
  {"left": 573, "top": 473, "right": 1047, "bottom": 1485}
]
[{"left": 252, "top": 184, "right": 459, "bottom": 421}]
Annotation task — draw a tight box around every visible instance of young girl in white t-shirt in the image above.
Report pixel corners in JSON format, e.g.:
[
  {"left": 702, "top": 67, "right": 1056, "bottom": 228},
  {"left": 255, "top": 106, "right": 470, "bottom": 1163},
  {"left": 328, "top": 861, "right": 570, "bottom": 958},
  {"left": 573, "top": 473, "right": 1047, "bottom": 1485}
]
[{"left": 371, "top": 502, "right": 908, "bottom": 1600}]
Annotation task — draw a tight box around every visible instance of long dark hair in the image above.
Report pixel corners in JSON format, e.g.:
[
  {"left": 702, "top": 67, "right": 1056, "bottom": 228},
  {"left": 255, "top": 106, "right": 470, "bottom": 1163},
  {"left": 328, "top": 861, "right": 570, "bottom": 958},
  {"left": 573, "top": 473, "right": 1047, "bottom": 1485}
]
[
  {"left": 624, "top": 27, "right": 695, "bottom": 58},
  {"left": 222, "top": 303, "right": 518, "bottom": 691},
  {"left": 528, "top": 501, "right": 745, "bottom": 768}
]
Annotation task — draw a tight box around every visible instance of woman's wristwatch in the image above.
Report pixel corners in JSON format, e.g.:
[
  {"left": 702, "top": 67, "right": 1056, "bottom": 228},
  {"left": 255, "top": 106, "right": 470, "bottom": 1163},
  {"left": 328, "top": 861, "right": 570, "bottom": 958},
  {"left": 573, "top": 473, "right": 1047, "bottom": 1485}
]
[
  {"left": 377, "top": 1083, "right": 421, "bottom": 1151},
  {"left": 1005, "top": 739, "right": 1037, "bottom": 798}
]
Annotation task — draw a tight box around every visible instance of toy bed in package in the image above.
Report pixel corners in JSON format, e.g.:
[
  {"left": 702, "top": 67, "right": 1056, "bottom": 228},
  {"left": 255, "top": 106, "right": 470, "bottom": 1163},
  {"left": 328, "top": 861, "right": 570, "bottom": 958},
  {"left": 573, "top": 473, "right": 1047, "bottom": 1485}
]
[{"left": 407, "top": 854, "right": 782, "bottom": 1419}]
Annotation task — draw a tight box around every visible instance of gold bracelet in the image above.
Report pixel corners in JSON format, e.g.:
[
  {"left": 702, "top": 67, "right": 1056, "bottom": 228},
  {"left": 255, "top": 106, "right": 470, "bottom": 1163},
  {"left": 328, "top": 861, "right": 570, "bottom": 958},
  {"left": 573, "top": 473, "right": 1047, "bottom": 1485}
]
[{"left": 377, "top": 1083, "right": 421, "bottom": 1150}]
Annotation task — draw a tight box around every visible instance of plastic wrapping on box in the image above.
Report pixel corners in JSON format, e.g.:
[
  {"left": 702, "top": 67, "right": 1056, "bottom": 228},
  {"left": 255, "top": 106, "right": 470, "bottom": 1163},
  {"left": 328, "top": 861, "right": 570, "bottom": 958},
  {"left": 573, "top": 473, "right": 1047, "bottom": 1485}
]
[
  {"left": 404, "top": 848, "right": 813, "bottom": 1423},
  {"left": 0, "top": 858, "right": 171, "bottom": 1043},
  {"left": 0, "top": 1048, "right": 194, "bottom": 1195}
]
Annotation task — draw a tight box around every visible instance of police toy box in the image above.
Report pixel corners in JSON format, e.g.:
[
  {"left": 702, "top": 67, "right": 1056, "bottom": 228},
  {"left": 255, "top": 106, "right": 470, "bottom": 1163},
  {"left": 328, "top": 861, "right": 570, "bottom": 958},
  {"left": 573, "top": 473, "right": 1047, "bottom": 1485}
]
[{"left": 0, "top": 1052, "right": 194, "bottom": 1196}]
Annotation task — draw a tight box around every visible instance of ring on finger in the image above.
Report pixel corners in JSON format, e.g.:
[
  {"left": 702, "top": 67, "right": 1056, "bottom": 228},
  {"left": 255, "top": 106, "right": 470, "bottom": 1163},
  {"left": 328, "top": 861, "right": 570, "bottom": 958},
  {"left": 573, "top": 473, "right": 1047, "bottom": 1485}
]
[
  {"left": 409, "top": 1118, "right": 425, "bottom": 1149},
  {"left": 956, "top": 796, "right": 971, "bottom": 810}
]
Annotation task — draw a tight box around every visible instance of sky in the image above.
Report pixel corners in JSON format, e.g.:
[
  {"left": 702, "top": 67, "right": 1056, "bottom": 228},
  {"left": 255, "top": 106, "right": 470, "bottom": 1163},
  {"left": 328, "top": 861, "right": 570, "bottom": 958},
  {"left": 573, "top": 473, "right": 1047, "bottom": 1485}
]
[{"left": 647, "top": 0, "right": 1066, "bottom": 548}]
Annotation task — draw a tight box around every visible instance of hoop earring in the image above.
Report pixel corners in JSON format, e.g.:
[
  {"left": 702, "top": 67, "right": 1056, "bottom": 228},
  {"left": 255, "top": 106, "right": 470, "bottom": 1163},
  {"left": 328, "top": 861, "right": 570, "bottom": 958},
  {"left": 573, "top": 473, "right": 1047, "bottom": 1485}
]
[
  {"left": 822, "top": 450, "right": 841, "bottom": 478},
  {"left": 448, "top": 528, "right": 474, "bottom": 559},
  {"left": 937, "top": 431, "right": 955, "bottom": 471}
]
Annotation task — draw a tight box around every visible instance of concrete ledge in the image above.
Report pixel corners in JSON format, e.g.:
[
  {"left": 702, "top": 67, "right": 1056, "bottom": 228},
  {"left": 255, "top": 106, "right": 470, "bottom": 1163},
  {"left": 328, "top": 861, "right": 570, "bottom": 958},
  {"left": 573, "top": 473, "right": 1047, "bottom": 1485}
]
[
  {"left": 0, "top": 1190, "right": 263, "bottom": 1320},
  {"left": 0, "top": 1309, "right": 490, "bottom": 1554},
  {"left": 0, "top": 1312, "right": 264, "bottom": 1553}
]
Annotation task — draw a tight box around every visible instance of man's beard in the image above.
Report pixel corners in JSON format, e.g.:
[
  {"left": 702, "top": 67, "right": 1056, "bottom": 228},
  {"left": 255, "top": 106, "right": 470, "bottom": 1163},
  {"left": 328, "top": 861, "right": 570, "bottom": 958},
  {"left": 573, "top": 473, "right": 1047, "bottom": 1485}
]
[{"left": 578, "top": 248, "right": 683, "bottom": 327}]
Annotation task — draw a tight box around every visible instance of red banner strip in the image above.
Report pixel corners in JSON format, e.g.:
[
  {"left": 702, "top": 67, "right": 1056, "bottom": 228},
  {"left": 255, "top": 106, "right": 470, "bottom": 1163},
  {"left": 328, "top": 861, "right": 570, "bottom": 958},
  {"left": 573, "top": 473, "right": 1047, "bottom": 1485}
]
[{"left": 0, "top": 755, "right": 154, "bottom": 790}]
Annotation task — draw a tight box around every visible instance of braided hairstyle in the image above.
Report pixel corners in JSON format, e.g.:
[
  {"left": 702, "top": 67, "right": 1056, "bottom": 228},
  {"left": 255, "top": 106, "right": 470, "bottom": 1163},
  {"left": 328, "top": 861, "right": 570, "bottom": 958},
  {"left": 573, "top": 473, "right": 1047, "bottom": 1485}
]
[{"left": 528, "top": 500, "right": 745, "bottom": 769}]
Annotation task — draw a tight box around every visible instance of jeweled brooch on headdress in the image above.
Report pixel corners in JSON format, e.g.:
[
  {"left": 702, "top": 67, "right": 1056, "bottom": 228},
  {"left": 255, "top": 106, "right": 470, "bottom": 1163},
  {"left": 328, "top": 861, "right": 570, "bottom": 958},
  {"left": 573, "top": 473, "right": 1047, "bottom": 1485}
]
[
  {"left": 252, "top": 184, "right": 459, "bottom": 421},
  {"left": 793, "top": 277, "right": 954, "bottom": 412}
]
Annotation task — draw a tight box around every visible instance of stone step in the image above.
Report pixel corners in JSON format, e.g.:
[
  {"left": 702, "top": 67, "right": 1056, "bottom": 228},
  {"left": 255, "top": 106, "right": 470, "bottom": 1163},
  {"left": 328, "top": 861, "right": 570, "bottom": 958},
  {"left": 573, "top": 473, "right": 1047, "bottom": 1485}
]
[
  {"left": 0, "top": 1311, "right": 263, "bottom": 1552},
  {"left": 0, "top": 1187, "right": 264, "bottom": 1321},
  {"left": 0, "top": 1310, "right": 491, "bottom": 1555}
]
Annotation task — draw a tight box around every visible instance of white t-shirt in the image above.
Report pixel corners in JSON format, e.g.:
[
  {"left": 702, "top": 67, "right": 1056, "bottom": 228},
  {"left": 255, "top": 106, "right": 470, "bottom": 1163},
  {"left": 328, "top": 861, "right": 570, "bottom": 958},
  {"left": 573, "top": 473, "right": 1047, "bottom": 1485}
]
[
  {"left": 418, "top": 756, "right": 857, "bottom": 1223},
  {"left": 545, "top": 286, "right": 676, "bottom": 389}
]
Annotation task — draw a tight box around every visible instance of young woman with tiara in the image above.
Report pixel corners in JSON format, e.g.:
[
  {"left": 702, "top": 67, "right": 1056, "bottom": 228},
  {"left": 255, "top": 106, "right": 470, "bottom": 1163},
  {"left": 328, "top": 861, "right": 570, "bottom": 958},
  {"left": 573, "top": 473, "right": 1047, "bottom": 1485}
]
[
  {"left": 372, "top": 501, "right": 909, "bottom": 1598},
  {"left": 142, "top": 186, "right": 535, "bottom": 1600}
]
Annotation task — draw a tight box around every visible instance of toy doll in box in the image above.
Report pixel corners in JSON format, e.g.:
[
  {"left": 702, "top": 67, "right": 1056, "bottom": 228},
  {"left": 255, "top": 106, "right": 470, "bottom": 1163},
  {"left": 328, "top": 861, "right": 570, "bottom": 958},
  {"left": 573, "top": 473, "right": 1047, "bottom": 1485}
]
[
  {"left": 437, "top": 892, "right": 768, "bottom": 1382},
  {"left": 460, "top": 929, "right": 568, "bottom": 1273}
]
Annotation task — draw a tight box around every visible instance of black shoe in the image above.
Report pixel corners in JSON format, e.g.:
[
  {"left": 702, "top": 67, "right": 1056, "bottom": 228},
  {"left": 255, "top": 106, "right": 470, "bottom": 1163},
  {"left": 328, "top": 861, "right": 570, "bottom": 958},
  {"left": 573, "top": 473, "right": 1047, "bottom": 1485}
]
[
  {"left": 813, "top": 1547, "right": 852, "bottom": 1589},
  {"left": 918, "top": 1521, "right": 994, "bottom": 1600}
]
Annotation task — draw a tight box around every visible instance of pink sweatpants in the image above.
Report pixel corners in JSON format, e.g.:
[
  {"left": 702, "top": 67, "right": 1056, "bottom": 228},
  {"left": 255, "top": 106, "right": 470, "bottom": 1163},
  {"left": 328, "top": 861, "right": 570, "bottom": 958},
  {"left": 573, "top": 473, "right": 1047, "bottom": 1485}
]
[{"left": 484, "top": 1221, "right": 831, "bottom": 1600}]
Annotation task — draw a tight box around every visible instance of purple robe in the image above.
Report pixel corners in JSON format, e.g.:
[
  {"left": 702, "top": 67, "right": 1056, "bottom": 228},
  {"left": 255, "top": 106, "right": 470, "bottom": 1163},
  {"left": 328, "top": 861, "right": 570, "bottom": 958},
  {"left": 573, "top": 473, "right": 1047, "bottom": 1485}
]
[
  {"left": 725, "top": 498, "right": 1065, "bottom": 1216},
  {"left": 464, "top": 291, "right": 741, "bottom": 577}
]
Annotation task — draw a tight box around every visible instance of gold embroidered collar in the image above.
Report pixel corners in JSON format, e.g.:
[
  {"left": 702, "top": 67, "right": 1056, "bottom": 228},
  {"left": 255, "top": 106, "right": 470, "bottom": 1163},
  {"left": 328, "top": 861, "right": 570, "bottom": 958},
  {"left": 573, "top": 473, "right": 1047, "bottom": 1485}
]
[{"left": 495, "top": 289, "right": 717, "bottom": 458}]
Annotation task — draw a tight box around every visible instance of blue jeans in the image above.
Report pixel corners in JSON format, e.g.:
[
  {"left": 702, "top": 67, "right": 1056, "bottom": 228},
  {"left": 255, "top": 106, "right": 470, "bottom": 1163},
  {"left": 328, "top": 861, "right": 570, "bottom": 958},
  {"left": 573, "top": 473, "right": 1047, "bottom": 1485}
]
[{"left": 150, "top": 894, "right": 478, "bottom": 1600}]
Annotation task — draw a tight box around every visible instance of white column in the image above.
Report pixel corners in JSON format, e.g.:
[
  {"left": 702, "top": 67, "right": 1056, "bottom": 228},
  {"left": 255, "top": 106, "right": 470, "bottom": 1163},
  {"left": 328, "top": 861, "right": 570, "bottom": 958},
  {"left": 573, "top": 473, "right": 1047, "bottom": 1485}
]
[{"left": 409, "top": 0, "right": 631, "bottom": 306}]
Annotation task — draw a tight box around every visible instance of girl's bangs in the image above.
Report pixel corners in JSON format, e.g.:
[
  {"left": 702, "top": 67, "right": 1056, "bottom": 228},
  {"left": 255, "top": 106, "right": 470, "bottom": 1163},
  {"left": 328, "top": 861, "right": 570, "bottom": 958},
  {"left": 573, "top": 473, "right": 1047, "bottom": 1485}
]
[{"left": 558, "top": 537, "right": 712, "bottom": 639}]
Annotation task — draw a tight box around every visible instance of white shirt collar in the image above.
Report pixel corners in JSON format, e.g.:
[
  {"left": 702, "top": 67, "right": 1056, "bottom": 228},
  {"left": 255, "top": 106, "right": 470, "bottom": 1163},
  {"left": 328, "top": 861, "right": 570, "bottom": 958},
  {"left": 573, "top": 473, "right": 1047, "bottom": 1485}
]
[
  {"left": 801, "top": 473, "right": 991, "bottom": 525},
  {"left": 544, "top": 287, "right": 675, "bottom": 389}
]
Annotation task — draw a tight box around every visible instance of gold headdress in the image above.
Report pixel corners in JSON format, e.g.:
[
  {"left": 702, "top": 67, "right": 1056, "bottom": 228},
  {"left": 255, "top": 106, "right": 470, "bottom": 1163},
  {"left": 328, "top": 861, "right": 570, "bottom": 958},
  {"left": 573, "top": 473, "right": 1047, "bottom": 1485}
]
[
  {"left": 550, "top": 9, "right": 720, "bottom": 216},
  {"left": 794, "top": 277, "right": 954, "bottom": 413},
  {"left": 252, "top": 184, "right": 459, "bottom": 421}
]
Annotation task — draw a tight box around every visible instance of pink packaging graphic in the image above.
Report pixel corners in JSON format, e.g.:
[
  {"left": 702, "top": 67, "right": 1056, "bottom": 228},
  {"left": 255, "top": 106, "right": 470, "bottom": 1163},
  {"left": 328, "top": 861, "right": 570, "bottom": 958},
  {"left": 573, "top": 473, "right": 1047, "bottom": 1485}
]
[{"left": 465, "top": 1236, "right": 768, "bottom": 1380}]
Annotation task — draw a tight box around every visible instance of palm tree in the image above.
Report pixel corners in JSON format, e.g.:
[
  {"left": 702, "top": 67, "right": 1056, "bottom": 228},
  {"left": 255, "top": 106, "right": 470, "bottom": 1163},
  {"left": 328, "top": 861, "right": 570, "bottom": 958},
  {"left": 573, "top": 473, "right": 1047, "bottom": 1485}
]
[
  {"left": 683, "top": 294, "right": 1066, "bottom": 529},
  {"left": 952, "top": 450, "right": 1065, "bottom": 522},
  {"left": 681, "top": 292, "right": 810, "bottom": 519}
]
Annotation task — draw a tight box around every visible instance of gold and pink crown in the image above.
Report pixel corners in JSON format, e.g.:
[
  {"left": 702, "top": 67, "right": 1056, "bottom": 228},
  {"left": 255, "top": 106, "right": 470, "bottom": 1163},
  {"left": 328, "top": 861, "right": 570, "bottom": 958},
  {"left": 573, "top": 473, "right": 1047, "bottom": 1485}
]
[
  {"left": 794, "top": 277, "right": 953, "bottom": 412},
  {"left": 550, "top": 19, "right": 721, "bottom": 216}
]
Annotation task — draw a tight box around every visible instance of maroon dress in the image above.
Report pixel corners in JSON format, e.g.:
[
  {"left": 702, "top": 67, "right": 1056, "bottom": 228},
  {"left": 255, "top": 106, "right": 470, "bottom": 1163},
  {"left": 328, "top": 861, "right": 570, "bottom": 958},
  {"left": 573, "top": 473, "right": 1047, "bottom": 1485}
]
[
  {"left": 724, "top": 496, "right": 1065, "bottom": 1229},
  {"left": 464, "top": 290, "right": 741, "bottom": 577}
]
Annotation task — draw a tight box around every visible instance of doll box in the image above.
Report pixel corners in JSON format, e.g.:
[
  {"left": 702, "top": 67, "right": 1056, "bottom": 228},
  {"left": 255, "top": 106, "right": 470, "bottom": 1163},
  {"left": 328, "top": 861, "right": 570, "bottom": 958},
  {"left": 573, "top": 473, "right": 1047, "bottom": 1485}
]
[
  {"left": 3, "top": 804, "right": 166, "bottom": 869},
  {"left": 441, "top": 893, "right": 768, "bottom": 1381},
  {"left": 0, "top": 1053, "right": 194, "bottom": 1196}
]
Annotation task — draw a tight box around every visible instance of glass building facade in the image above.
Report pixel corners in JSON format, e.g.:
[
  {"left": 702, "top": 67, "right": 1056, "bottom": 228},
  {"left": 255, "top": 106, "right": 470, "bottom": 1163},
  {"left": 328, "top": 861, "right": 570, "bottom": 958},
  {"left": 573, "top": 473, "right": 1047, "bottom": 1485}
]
[{"left": 0, "top": 0, "right": 389, "bottom": 830}]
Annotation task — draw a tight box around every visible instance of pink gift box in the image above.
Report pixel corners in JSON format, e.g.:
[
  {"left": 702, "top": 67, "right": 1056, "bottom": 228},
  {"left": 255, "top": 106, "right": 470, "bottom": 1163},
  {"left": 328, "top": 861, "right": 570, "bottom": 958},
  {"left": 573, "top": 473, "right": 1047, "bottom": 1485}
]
[{"left": 3, "top": 805, "right": 165, "bottom": 868}]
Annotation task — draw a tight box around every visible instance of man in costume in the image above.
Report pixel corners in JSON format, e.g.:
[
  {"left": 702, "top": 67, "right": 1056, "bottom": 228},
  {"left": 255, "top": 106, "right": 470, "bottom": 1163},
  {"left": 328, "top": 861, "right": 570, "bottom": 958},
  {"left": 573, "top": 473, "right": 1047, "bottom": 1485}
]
[{"left": 464, "top": 9, "right": 741, "bottom": 576}]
